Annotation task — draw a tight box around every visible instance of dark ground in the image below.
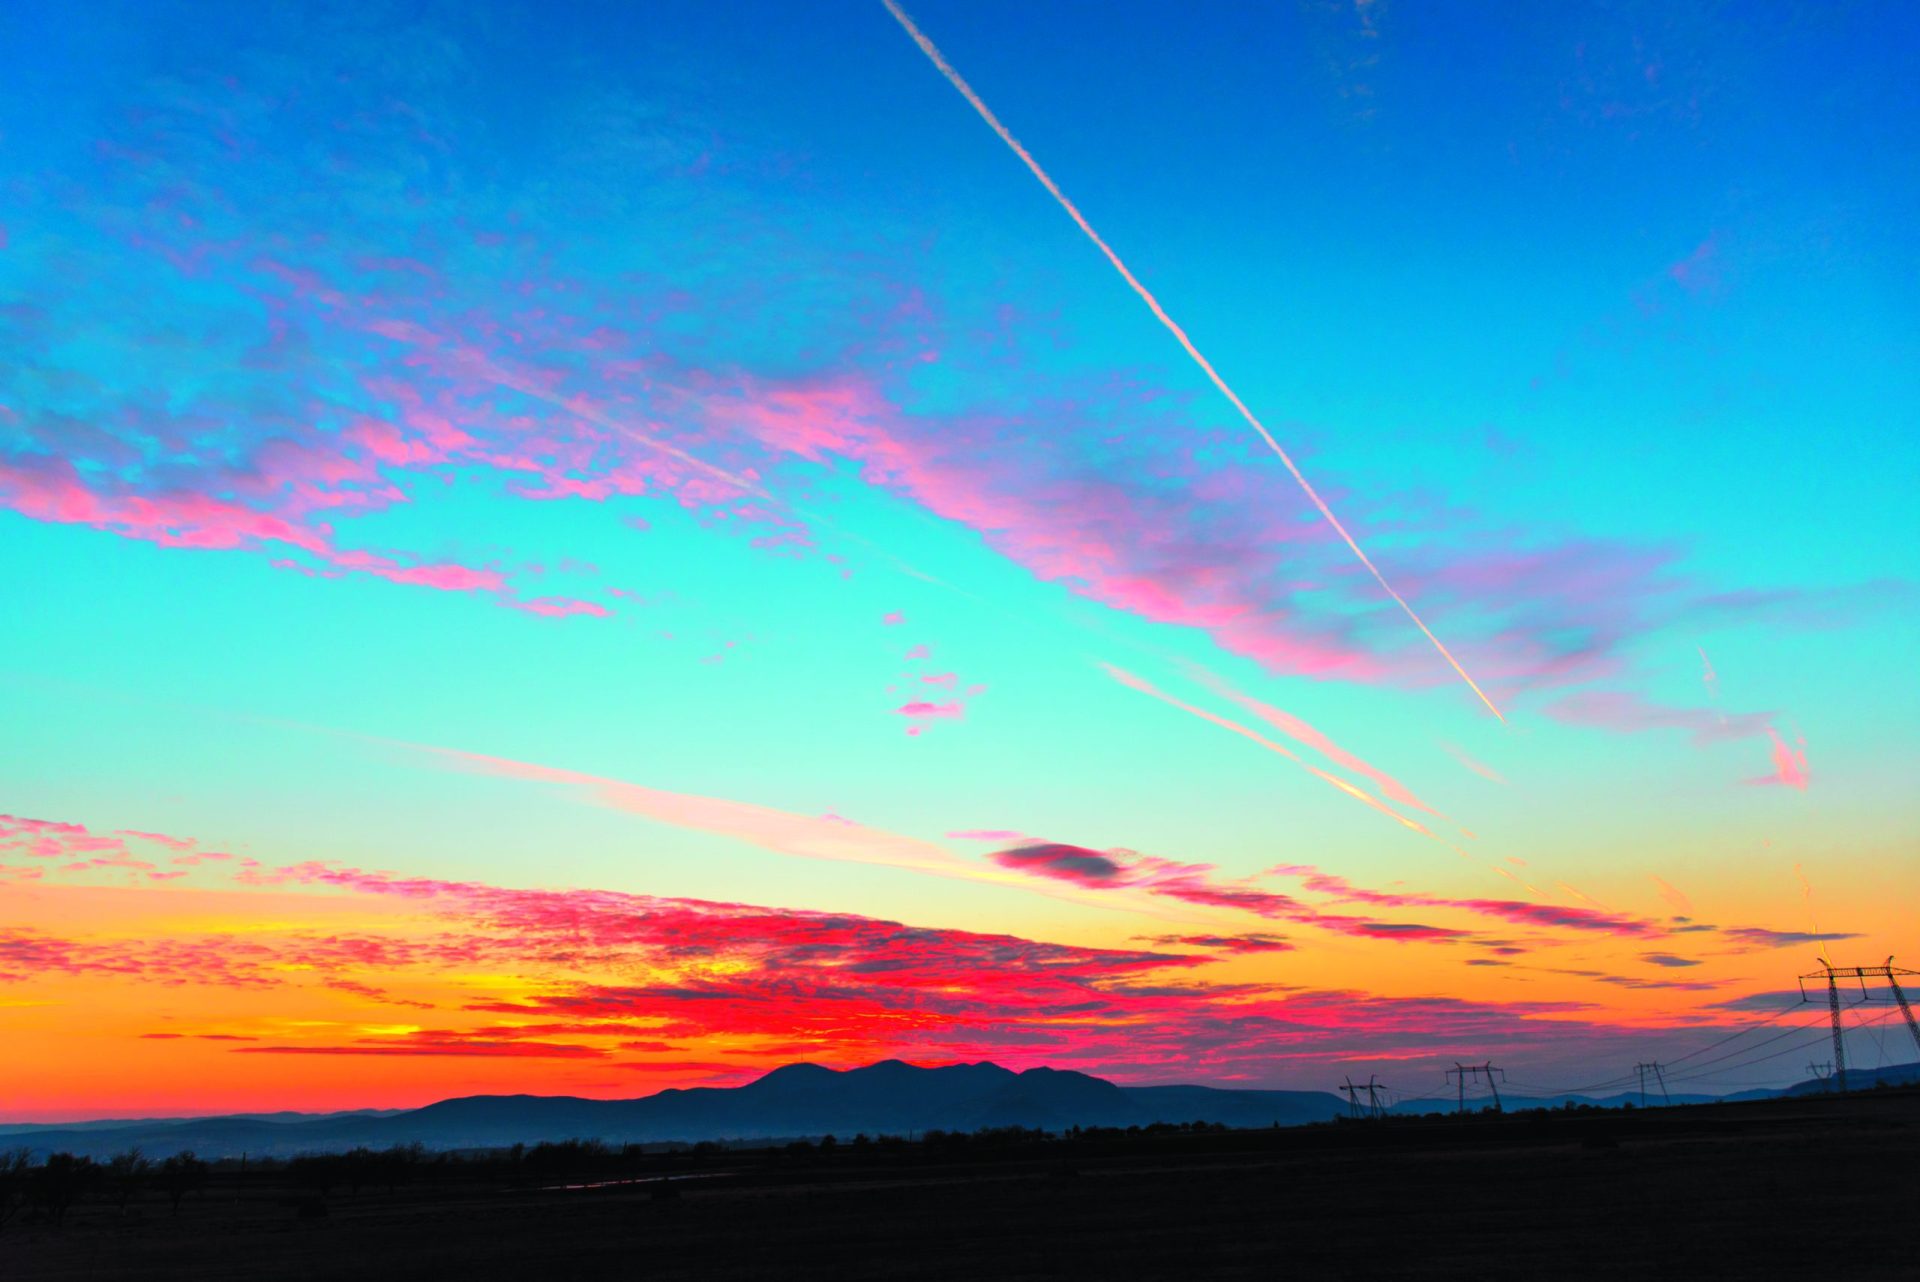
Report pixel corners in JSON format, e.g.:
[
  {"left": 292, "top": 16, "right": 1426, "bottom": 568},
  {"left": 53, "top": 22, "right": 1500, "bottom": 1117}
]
[{"left": 6, "top": 1089, "right": 1916, "bottom": 1280}]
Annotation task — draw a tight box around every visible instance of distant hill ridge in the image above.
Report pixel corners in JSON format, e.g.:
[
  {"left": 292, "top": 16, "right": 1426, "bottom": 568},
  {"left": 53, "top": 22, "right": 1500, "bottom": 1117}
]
[
  {"left": 6, "top": 1057, "right": 1914, "bottom": 1161},
  {"left": 0, "top": 1059, "right": 1340, "bottom": 1159}
]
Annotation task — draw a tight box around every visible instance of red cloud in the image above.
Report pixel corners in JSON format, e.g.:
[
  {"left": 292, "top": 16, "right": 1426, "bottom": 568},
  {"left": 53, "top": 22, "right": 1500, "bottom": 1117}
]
[
  {"left": 2, "top": 814, "right": 1847, "bottom": 1087},
  {"left": 1141, "top": 933, "right": 1296, "bottom": 954}
]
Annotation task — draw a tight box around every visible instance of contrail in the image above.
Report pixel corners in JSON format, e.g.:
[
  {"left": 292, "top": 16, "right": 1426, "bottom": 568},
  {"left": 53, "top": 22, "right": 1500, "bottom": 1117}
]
[
  {"left": 1697, "top": 644, "right": 1725, "bottom": 724},
  {"left": 880, "top": 0, "right": 1504, "bottom": 721},
  {"left": 1794, "top": 863, "right": 1829, "bottom": 966},
  {"left": 1100, "top": 661, "right": 1442, "bottom": 841}
]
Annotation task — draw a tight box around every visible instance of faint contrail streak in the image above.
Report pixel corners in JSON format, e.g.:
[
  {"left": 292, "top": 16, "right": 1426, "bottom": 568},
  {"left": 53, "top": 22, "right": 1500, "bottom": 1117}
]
[
  {"left": 1697, "top": 644, "right": 1725, "bottom": 724},
  {"left": 1794, "top": 862, "right": 1829, "bottom": 966},
  {"left": 1100, "top": 662, "right": 1440, "bottom": 840},
  {"left": 881, "top": 0, "right": 1504, "bottom": 721}
]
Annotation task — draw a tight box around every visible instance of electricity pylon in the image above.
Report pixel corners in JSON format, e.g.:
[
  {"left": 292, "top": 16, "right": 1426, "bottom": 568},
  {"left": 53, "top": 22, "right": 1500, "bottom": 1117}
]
[
  {"left": 1340, "top": 1075, "right": 1385, "bottom": 1120},
  {"left": 1798, "top": 957, "right": 1920, "bottom": 1095},
  {"left": 1807, "top": 1061, "right": 1833, "bottom": 1090},
  {"left": 1634, "top": 1061, "right": 1670, "bottom": 1107},
  {"left": 1446, "top": 1062, "right": 1504, "bottom": 1114}
]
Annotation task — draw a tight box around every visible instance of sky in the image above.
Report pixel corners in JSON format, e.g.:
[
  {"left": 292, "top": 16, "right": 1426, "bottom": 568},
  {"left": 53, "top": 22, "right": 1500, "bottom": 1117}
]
[{"left": 1, "top": 0, "right": 1916, "bottom": 1122}]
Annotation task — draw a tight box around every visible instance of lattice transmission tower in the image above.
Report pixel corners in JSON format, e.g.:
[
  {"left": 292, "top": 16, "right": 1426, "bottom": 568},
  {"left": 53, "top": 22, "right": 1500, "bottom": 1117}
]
[
  {"left": 1446, "top": 1062, "right": 1504, "bottom": 1114},
  {"left": 1797, "top": 956, "right": 1920, "bottom": 1094},
  {"left": 1634, "top": 1061, "right": 1670, "bottom": 1106},
  {"left": 1339, "top": 1075, "right": 1386, "bottom": 1120}
]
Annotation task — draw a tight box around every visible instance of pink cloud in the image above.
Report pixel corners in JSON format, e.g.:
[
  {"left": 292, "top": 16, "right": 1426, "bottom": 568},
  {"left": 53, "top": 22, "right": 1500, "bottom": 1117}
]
[
  {"left": 511, "top": 596, "right": 613, "bottom": 619},
  {"left": 0, "top": 810, "right": 1814, "bottom": 1086},
  {"left": 1749, "top": 727, "right": 1809, "bottom": 790},
  {"left": 4, "top": 48, "right": 1896, "bottom": 750},
  {"left": 882, "top": 611, "right": 905, "bottom": 626},
  {"left": 116, "top": 830, "right": 196, "bottom": 851},
  {"left": 896, "top": 700, "right": 963, "bottom": 721}
]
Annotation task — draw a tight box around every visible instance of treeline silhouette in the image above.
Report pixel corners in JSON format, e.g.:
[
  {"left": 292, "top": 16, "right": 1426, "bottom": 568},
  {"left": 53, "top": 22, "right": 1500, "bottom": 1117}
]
[
  {"left": 0, "top": 1149, "right": 210, "bottom": 1229},
  {"left": 17, "top": 1091, "right": 1873, "bottom": 1233},
  {"left": 0, "top": 1120, "right": 1260, "bottom": 1229}
]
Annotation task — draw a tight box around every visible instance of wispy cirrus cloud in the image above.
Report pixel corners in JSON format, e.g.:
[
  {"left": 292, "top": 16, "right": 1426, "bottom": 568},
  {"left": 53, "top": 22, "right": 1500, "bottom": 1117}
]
[
  {"left": 1541, "top": 689, "right": 1773, "bottom": 744},
  {"left": 2, "top": 17, "right": 1894, "bottom": 717},
  {"left": 988, "top": 844, "right": 1473, "bottom": 944},
  {"left": 417, "top": 748, "right": 991, "bottom": 884},
  {"left": 1440, "top": 740, "right": 1508, "bottom": 785},
  {"left": 1264, "top": 865, "right": 1665, "bottom": 940},
  {"left": 1716, "top": 925, "right": 1855, "bottom": 949},
  {"left": 1544, "top": 690, "right": 1813, "bottom": 789}
]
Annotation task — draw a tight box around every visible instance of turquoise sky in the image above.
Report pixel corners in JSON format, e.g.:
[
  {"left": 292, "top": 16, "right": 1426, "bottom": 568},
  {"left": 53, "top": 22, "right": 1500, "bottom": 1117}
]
[{"left": 2, "top": 1, "right": 1916, "bottom": 1106}]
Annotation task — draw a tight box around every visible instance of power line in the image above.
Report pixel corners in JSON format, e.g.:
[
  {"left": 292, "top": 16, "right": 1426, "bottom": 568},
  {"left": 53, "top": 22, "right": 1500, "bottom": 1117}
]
[
  {"left": 1660, "top": 998, "right": 1807, "bottom": 1067},
  {"left": 1510, "top": 997, "right": 1811, "bottom": 1099},
  {"left": 1666, "top": 1006, "right": 1908, "bottom": 1087}
]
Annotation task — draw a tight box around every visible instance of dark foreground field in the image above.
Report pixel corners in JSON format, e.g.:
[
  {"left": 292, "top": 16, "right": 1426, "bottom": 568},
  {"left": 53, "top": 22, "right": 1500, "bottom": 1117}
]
[{"left": 7, "top": 1089, "right": 1916, "bottom": 1280}]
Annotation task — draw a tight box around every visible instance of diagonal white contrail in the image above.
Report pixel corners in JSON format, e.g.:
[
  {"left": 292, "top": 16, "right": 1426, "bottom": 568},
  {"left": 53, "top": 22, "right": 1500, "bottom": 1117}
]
[{"left": 881, "top": 0, "right": 1504, "bottom": 720}]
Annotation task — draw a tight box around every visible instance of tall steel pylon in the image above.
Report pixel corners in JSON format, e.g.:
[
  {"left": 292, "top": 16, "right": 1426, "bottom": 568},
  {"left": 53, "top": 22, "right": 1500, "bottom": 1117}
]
[
  {"left": 1798, "top": 956, "right": 1920, "bottom": 1095},
  {"left": 1634, "top": 1061, "right": 1670, "bottom": 1107},
  {"left": 1340, "top": 1075, "right": 1385, "bottom": 1120},
  {"left": 1446, "top": 1062, "right": 1504, "bottom": 1114}
]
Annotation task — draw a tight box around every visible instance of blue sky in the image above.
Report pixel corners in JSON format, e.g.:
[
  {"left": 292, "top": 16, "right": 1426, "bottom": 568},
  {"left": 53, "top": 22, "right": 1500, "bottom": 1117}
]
[{"left": 1, "top": 0, "right": 1915, "bottom": 1113}]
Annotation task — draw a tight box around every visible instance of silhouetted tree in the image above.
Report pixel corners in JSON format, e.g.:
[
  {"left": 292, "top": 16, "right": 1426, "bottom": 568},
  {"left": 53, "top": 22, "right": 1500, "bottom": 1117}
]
[
  {"left": 376, "top": 1143, "right": 424, "bottom": 1193},
  {"left": 289, "top": 1154, "right": 339, "bottom": 1198},
  {"left": 0, "top": 1148, "right": 31, "bottom": 1233},
  {"left": 156, "top": 1151, "right": 208, "bottom": 1215},
  {"left": 105, "top": 1148, "right": 150, "bottom": 1213},
  {"left": 30, "top": 1153, "right": 98, "bottom": 1227},
  {"left": 341, "top": 1146, "right": 374, "bottom": 1195}
]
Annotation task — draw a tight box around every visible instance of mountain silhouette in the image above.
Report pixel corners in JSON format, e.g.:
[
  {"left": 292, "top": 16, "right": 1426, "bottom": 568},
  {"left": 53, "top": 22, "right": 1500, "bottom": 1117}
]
[
  {"left": 10, "top": 1056, "right": 1903, "bottom": 1161},
  {"left": 0, "top": 1059, "right": 1342, "bottom": 1159}
]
